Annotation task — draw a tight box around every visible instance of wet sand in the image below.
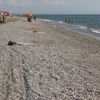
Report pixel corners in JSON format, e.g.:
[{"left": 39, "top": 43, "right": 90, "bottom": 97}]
[{"left": 0, "top": 17, "right": 100, "bottom": 100}]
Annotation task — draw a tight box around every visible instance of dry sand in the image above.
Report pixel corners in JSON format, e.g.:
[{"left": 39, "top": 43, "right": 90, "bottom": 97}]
[{"left": 0, "top": 17, "right": 100, "bottom": 100}]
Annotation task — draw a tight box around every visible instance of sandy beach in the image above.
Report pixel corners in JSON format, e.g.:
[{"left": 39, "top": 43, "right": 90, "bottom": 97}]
[{"left": 0, "top": 16, "right": 100, "bottom": 100}]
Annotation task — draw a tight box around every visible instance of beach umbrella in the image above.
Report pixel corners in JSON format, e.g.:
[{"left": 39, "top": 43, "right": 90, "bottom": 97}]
[
  {"left": 3, "top": 11, "right": 10, "bottom": 16},
  {"left": 26, "top": 12, "right": 32, "bottom": 17}
]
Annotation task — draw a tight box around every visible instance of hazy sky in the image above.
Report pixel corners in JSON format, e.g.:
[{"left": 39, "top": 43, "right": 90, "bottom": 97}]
[{"left": 0, "top": 0, "right": 100, "bottom": 14}]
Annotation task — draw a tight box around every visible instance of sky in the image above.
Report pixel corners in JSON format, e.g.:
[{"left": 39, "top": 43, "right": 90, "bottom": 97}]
[{"left": 0, "top": 0, "right": 100, "bottom": 14}]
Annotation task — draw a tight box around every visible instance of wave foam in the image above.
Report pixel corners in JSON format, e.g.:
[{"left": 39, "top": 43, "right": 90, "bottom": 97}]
[
  {"left": 42, "top": 19, "right": 52, "bottom": 22},
  {"left": 58, "top": 21, "right": 63, "bottom": 23},
  {"left": 77, "top": 25, "right": 88, "bottom": 29},
  {"left": 90, "top": 28, "right": 100, "bottom": 34}
]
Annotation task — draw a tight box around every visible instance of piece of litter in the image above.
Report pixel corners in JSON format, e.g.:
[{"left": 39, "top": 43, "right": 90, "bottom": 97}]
[
  {"left": 32, "top": 28, "right": 38, "bottom": 32},
  {"left": 8, "top": 41, "right": 17, "bottom": 45}
]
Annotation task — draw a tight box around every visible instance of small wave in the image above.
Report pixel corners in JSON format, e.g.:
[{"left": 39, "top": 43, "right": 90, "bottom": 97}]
[
  {"left": 41, "top": 19, "right": 52, "bottom": 22},
  {"left": 58, "top": 21, "right": 63, "bottom": 23},
  {"left": 77, "top": 25, "right": 88, "bottom": 29},
  {"left": 90, "top": 28, "right": 100, "bottom": 34}
]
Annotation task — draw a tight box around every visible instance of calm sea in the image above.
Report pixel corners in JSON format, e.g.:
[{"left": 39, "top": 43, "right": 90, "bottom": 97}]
[{"left": 18, "top": 14, "right": 100, "bottom": 40}]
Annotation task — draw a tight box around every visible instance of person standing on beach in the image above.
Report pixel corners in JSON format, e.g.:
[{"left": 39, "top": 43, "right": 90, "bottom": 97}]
[
  {"left": 2, "top": 14, "right": 5, "bottom": 23},
  {"left": 0, "top": 12, "right": 5, "bottom": 23},
  {"left": 33, "top": 15, "right": 36, "bottom": 21},
  {"left": 26, "top": 13, "right": 32, "bottom": 22}
]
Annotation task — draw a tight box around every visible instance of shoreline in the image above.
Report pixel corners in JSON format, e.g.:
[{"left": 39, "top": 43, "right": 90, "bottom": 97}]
[
  {"left": 40, "top": 18, "right": 100, "bottom": 42},
  {"left": 0, "top": 17, "right": 100, "bottom": 100},
  {"left": 40, "top": 18, "right": 100, "bottom": 40}
]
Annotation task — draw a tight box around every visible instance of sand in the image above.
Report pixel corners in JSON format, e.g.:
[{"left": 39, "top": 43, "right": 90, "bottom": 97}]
[{"left": 0, "top": 16, "right": 100, "bottom": 100}]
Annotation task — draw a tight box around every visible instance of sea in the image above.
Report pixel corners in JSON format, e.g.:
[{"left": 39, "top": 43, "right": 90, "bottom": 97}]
[{"left": 19, "top": 14, "right": 100, "bottom": 40}]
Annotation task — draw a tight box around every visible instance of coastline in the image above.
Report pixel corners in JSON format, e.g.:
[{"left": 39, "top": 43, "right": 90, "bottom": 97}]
[
  {"left": 0, "top": 16, "right": 100, "bottom": 100},
  {"left": 41, "top": 18, "right": 100, "bottom": 42},
  {"left": 41, "top": 18, "right": 100, "bottom": 40}
]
